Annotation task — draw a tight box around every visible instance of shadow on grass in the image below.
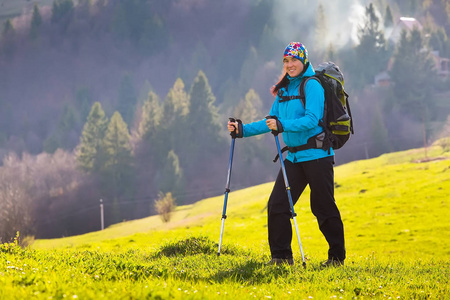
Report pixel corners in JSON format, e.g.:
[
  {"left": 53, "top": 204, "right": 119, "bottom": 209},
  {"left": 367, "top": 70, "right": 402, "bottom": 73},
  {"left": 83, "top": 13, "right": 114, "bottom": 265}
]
[
  {"left": 209, "top": 258, "right": 300, "bottom": 284},
  {"left": 150, "top": 235, "right": 336, "bottom": 284}
]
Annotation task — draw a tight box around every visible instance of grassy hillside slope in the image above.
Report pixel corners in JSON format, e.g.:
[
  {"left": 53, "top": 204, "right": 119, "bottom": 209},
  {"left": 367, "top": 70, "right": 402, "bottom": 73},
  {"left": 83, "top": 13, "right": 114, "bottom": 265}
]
[
  {"left": 34, "top": 143, "right": 450, "bottom": 260},
  {"left": 1, "top": 143, "right": 449, "bottom": 299}
]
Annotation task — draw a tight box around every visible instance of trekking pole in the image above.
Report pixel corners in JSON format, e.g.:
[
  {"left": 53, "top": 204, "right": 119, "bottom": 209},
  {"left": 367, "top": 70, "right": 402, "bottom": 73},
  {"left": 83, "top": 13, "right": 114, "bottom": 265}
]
[
  {"left": 217, "top": 117, "right": 240, "bottom": 256},
  {"left": 266, "top": 116, "right": 307, "bottom": 267}
]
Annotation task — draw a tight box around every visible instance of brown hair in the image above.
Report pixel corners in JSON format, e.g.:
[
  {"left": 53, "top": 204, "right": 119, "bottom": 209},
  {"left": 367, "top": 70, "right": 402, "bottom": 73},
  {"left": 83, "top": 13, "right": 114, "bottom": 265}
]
[{"left": 271, "top": 73, "right": 289, "bottom": 97}]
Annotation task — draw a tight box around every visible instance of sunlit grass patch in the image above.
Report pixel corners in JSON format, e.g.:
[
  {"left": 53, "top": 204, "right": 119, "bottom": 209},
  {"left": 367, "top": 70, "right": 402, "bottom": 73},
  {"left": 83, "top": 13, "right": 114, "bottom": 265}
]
[{"left": 2, "top": 234, "right": 450, "bottom": 299}]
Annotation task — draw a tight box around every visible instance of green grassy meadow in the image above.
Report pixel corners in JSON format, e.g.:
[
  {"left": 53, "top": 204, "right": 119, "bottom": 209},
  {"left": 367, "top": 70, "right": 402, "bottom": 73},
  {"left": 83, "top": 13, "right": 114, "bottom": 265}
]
[{"left": 1, "top": 143, "right": 450, "bottom": 299}]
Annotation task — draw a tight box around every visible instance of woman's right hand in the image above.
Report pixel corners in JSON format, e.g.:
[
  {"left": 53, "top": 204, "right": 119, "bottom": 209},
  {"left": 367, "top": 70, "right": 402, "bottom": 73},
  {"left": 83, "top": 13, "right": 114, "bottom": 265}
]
[{"left": 227, "top": 121, "right": 239, "bottom": 134}]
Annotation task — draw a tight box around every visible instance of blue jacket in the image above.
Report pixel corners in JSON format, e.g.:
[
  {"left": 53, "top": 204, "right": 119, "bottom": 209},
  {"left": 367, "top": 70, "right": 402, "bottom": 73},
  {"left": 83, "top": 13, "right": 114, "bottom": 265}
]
[{"left": 242, "top": 63, "right": 334, "bottom": 163}]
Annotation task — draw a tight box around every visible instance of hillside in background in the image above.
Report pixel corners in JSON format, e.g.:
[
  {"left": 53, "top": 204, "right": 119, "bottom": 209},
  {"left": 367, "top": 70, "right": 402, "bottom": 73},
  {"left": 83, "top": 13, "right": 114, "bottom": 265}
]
[
  {"left": 0, "top": 142, "right": 450, "bottom": 299},
  {"left": 33, "top": 141, "right": 450, "bottom": 261},
  {"left": 2, "top": 142, "right": 444, "bottom": 299}
]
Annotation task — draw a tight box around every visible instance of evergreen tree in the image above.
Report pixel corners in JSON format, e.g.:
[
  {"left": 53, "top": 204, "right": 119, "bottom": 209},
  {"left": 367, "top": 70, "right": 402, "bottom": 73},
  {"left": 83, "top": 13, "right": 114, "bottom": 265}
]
[
  {"left": 1, "top": 19, "right": 16, "bottom": 57},
  {"left": 370, "top": 107, "right": 391, "bottom": 156},
  {"left": 239, "top": 47, "right": 259, "bottom": 92},
  {"left": 231, "top": 89, "right": 272, "bottom": 187},
  {"left": 234, "top": 89, "right": 263, "bottom": 124},
  {"left": 51, "top": 0, "right": 74, "bottom": 32},
  {"left": 407, "top": 0, "right": 419, "bottom": 15},
  {"left": 134, "top": 91, "right": 163, "bottom": 214},
  {"left": 44, "top": 103, "right": 79, "bottom": 153},
  {"left": 137, "top": 91, "right": 162, "bottom": 144},
  {"left": 162, "top": 78, "right": 189, "bottom": 152},
  {"left": 75, "top": 86, "right": 94, "bottom": 125},
  {"left": 234, "top": 89, "right": 265, "bottom": 162},
  {"left": 163, "top": 78, "right": 189, "bottom": 125},
  {"left": 77, "top": 0, "right": 92, "bottom": 18},
  {"left": 112, "top": 0, "right": 147, "bottom": 42},
  {"left": 103, "top": 112, "right": 133, "bottom": 173},
  {"left": 137, "top": 80, "right": 153, "bottom": 105},
  {"left": 51, "top": 0, "right": 74, "bottom": 23},
  {"left": 101, "top": 112, "right": 134, "bottom": 201},
  {"left": 136, "top": 90, "right": 164, "bottom": 173},
  {"left": 30, "top": 4, "right": 42, "bottom": 40},
  {"left": 75, "top": 102, "right": 108, "bottom": 173},
  {"left": 258, "top": 23, "right": 279, "bottom": 61},
  {"left": 384, "top": 5, "right": 394, "bottom": 28},
  {"left": 183, "top": 71, "right": 224, "bottom": 196},
  {"left": 390, "top": 29, "right": 435, "bottom": 117},
  {"left": 188, "top": 70, "right": 222, "bottom": 149},
  {"left": 325, "top": 43, "right": 336, "bottom": 62},
  {"left": 315, "top": 3, "right": 328, "bottom": 50},
  {"left": 159, "top": 150, "right": 185, "bottom": 200},
  {"left": 117, "top": 73, "right": 137, "bottom": 126},
  {"left": 389, "top": 29, "right": 436, "bottom": 145},
  {"left": 429, "top": 27, "right": 449, "bottom": 58},
  {"left": 353, "top": 3, "right": 388, "bottom": 88},
  {"left": 111, "top": 0, "right": 167, "bottom": 54},
  {"left": 245, "top": 0, "right": 273, "bottom": 45},
  {"left": 2, "top": 19, "right": 14, "bottom": 36},
  {"left": 59, "top": 104, "right": 78, "bottom": 134}
]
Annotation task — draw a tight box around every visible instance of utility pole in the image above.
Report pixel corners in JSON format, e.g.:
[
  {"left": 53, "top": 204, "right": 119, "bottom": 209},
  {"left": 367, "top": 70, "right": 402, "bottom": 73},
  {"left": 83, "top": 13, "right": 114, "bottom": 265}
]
[{"left": 100, "top": 199, "right": 104, "bottom": 230}]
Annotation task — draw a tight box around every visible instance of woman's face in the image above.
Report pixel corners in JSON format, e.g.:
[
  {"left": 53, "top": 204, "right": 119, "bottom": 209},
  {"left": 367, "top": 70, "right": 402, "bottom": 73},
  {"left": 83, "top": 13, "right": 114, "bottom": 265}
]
[{"left": 283, "top": 56, "right": 304, "bottom": 77}]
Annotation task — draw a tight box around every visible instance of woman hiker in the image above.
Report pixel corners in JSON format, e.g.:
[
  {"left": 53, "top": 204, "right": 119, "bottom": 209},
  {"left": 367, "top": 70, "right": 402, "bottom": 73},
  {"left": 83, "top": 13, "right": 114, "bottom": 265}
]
[{"left": 227, "top": 42, "right": 345, "bottom": 267}]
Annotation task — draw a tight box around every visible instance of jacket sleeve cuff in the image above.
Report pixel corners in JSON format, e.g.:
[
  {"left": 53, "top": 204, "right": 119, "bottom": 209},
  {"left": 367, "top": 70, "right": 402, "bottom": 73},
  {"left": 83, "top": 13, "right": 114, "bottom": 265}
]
[
  {"left": 237, "top": 119, "right": 244, "bottom": 138},
  {"left": 276, "top": 119, "right": 284, "bottom": 133}
]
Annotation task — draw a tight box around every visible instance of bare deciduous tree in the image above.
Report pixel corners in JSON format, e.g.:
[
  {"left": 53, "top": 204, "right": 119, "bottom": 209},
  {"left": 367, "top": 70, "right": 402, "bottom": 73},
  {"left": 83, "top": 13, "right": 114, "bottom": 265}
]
[
  {"left": 0, "top": 150, "right": 84, "bottom": 242},
  {"left": 154, "top": 192, "right": 176, "bottom": 223},
  {"left": 0, "top": 154, "right": 33, "bottom": 242}
]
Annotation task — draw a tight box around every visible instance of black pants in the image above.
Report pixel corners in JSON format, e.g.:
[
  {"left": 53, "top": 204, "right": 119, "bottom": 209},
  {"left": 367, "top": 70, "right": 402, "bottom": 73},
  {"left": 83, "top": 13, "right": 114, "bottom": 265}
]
[{"left": 267, "top": 156, "right": 345, "bottom": 261}]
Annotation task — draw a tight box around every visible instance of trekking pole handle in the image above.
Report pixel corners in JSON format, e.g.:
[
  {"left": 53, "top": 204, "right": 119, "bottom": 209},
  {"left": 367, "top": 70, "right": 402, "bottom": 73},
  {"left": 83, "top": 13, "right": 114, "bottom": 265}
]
[
  {"left": 265, "top": 115, "right": 280, "bottom": 136},
  {"left": 228, "top": 117, "right": 237, "bottom": 139},
  {"left": 228, "top": 117, "right": 243, "bottom": 139}
]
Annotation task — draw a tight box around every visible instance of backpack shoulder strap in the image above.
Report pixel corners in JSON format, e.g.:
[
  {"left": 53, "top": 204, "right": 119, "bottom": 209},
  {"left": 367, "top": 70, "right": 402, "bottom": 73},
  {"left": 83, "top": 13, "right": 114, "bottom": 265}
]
[
  {"left": 277, "top": 93, "right": 302, "bottom": 103},
  {"left": 298, "top": 76, "right": 320, "bottom": 108}
]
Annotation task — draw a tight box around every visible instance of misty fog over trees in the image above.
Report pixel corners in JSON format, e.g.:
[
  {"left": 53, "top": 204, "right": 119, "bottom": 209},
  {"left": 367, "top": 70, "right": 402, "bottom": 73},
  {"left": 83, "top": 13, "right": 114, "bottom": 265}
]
[{"left": 0, "top": 0, "right": 449, "bottom": 240}]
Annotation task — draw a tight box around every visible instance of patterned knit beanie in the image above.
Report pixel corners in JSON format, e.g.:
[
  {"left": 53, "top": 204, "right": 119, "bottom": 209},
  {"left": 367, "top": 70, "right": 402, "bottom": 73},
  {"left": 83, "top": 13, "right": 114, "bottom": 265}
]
[{"left": 283, "top": 42, "right": 308, "bottom": 65}]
